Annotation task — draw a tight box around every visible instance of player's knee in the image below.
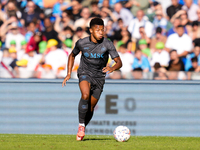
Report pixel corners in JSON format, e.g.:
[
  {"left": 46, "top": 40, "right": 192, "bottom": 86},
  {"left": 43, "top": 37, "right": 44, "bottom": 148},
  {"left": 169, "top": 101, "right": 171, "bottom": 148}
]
[{"left": 82, "top": 93, "right": 90, "bottom": 100}]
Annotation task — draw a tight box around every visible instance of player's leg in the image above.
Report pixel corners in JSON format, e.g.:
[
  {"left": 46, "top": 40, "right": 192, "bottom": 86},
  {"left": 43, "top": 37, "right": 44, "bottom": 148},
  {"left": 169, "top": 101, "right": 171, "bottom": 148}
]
[
  {"left": 77, "top": 80, "right": 90, "bottom": 140},
  {"left": 85, "top": 88, "right": 102, "bottom": 126},
  {"left": 78, "top": 80, "right": 91, "bottom": 126},
  {"left": 85, "top": 95, "right": 98, "bottom": 126}
]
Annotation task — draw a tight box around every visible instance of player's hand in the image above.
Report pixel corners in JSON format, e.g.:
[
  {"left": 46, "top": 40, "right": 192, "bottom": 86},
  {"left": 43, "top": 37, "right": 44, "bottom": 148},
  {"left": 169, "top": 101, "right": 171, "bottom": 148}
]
[
  {"left": 62, "top": 74, "right": 71, "bottom": 87},
  {"left": 102, "top": 66, "right": 114, "bottom": 74}
]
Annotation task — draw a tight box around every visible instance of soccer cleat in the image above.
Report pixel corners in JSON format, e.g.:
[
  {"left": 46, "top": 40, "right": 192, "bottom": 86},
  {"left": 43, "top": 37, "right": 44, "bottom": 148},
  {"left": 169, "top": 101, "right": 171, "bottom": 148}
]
[
  {"left": 76, "top": 135, "right": 84, "bottom": 141},
  {"left": 76, "top": 125, "right": 85, "bottom": 141}
]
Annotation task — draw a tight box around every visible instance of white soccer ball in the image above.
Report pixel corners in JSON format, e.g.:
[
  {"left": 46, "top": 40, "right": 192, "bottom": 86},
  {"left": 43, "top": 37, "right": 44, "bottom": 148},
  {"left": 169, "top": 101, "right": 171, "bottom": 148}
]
[{"left": 113, "top": 126, "right": 131, "bottom": 142}]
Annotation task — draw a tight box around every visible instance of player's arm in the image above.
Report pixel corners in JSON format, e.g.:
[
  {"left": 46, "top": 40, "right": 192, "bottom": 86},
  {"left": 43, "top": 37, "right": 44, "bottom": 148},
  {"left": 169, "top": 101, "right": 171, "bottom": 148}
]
[
  {"left": 102, "top": 56, "right": 122, "bottom": 74},
  {"left": 62, "top": 52, "right": 76, "bottom": 87}
]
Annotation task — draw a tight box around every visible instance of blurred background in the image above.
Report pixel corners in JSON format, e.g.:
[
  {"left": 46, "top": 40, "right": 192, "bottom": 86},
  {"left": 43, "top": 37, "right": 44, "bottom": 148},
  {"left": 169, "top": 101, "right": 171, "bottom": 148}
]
[{"left": 1, "top": 0, "right": 200, "bottom": 80}]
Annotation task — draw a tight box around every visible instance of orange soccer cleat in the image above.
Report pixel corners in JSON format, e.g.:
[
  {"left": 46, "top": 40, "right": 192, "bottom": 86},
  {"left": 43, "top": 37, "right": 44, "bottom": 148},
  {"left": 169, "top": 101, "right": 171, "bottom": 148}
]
[{"left": 76, "top": 125, "right": 85, "bottom": 141}]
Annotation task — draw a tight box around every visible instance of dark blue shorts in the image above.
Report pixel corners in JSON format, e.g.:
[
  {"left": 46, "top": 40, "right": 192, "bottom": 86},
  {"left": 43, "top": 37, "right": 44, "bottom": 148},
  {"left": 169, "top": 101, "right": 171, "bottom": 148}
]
[{"left": 78, "top": 75, "right": 105, "bottom": 100}]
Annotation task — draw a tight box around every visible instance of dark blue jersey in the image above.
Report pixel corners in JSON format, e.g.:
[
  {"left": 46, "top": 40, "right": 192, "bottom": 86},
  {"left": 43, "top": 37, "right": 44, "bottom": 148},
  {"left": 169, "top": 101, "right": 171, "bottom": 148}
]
[{"left": 72, "top": 36, "right": 119, "bottom": 78}]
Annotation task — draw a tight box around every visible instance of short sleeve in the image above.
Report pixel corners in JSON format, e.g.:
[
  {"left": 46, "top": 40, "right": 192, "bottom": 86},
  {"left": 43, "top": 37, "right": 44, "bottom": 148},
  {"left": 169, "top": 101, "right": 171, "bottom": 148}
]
[
  {"left": 72, "top": 40, "right": 81, "bottom": 56},
  {"left": 107, "top": 41, "right": 119, "bottom": 59}
]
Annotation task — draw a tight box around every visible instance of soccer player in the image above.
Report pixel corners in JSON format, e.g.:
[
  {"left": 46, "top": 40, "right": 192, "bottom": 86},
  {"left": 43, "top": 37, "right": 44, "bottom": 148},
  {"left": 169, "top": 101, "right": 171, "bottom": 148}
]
[{"left": 62, "top": 18, "right": 122, "bottom": 141}]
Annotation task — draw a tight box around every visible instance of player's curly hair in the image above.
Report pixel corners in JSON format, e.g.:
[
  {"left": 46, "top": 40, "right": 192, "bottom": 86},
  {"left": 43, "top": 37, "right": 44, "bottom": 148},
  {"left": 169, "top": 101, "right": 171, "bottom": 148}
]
[{"left": 90, "top": 18, "right": 104, "bottom": 28}]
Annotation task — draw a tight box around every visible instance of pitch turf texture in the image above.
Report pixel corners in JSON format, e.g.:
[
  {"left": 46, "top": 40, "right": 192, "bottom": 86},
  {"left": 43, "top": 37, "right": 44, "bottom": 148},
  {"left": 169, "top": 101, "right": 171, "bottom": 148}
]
[{"left": 0, "top": 134, "right": 200, "bottom": 150}]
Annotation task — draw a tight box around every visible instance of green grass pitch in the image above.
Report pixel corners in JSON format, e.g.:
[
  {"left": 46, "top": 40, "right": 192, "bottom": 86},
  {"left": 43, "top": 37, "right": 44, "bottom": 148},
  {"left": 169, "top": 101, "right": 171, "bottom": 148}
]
[{"left": 0, "top": 134, "right": 200, "bottom": 150}]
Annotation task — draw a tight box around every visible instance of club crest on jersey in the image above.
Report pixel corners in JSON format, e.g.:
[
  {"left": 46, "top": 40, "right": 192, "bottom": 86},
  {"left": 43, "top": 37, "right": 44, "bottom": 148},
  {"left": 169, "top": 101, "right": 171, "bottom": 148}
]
[{"left": 101, "top": 46, "right": 106, "bottom": 52}]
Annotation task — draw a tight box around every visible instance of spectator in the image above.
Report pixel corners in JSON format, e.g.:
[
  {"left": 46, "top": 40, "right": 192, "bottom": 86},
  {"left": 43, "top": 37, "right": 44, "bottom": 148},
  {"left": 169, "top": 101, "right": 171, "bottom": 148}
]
[
  {"left": 54, "top": 10, "right": 74, "bottom": 33},
  {"left": 153, "top": 62, "right": 168, "bottom": 80},
  {"left": 71, "top": 0, "right": 82, "bottom": 21},
  {"left": 100, "top": 7, "right": 117, "bottom": 26},
  {"left": 18, "top": 45, "right": 42, "bottom": 78},
  {"left": 187, "top": 56, "right": 200, "bottom": 79},
  {"left": 52, "top": 0, "right": 71, "bottom": 17},
  {"left": 43, "top": 18, "right": 59, "bottom": 42},
  {"left": 182, "top": 0, "right": 199, "bottom": 22},
  {"left": 72, "top": 27, "right": 89, "bottom": 47},
  {"left": 37, "top": 64, "right": 56, "bottom": 79},
  {"left": 27, "top": 31, "right": 47, "bottom": 53},
  {"left": 62, "top": 38, "right": 72, "bottom": 56},
  {"left": 170, "top": 10, "right": 191, "bottom": 30},
  {"left": 150, "top": 27, "right": 167, "bottom": 52},
  {"left": 139, "top": 26, "right": 151, "bottom": 45},
  {"left": 104, "top": 20, "right": 115, "bottom": 41},
  {"left": 167, "top": 17, "right": 187, "bottom": 37},
  {"left": 132, "top": 67, "right": 143, "bottom": 79},
  {"left": 8, "top": 47, "right": 19, "bottom": 77},
  {"left": 116, "top": 27, "right": 132, "bottom": 52},
  {"left": 167, "top": 49, "right": 185, "bottom": 71},
  {"left": 0, "top": 3, "right": 6, "bottom": 23},
  {"left": 185, "top": 46, "right": 200, "bottom": 71},
  {"left": 128, "top": 10, "right": 153, "bottom": 40},
  {"left": 58, "top": 26, "right": 74, "bottom": 42},
  {"left": 0, "top": 17, "right": 18, "bottom": 43},
  {"left": 10, "top": 40, "right": 16, "bottom": 49},
  {"left": 195, "top": 8, "right": 200, "bottom": 25},
  {"left": 15, "top": 59, "right": 29, "bottom": 78},
  {"left": 5, "top": 22, "right": 25, "bottom": 51},
  {"left": 190, "top": 21, "right": 200, "bottom": 40},
  {"left": 146, "top": 1, "right": 162, "bottom": 23},
  {"left": 74, "top": 7, "right": 91, "bottom": 30},
  {"left": 125, "top": 0, "right": 149, "bottom": 16},
  {"left": 153, "top": 9, "right": 169, "bottom": 35},
  {"left": 20, "top": 1, "right": 40, "bottom": 26},
  {"left": 166, "top": 0, "right": 183, "bottom": 19},
  {"left": 90, "top": 1, "right": 101, "bottom": 18},
  {"left": 188, "top": 56, "right": 200, "bottom": 71},
  {"left": 99, "top": 0, "right": 114, "bottom": 11},
  {"left": 165, "top": 25, "right": 193, "bottom": 58},
  {"left": 113, "top": 18, "right": 124, "bottom": 41},
  {"left": 0, "top": 48, "right": 14, "bottom": 78},
  {"left": 5, "top": 1, "right": 22, "bottom": 19},
  {"left": 132, "top": 49, "right": 151, "bottom": 72},
  {"left": 25, "top": 22, "right": 37, "bottom": 42},
  {"left": 38, "top": 41, "right": 47, "bottom": 54},
  {"left": 151, "top": 42, "right": 170, "bottom": 67},
  {"left": 138, "top": 39, "right": 151, "bottom": 58},
  {"left": 179, "top": 10, "right": 191, "bottom": 28},
  {"left": 113, "top": 2, "right": 133, "bottom": 27},
  {"left": 17, "top": 40, "right": 27, "bottom": 60},
  {"left": 44, "top": 39, "right": 67, "bottom": 72},
  {"left": 118, "top": 44, "right": 134, "bottom": 79}
]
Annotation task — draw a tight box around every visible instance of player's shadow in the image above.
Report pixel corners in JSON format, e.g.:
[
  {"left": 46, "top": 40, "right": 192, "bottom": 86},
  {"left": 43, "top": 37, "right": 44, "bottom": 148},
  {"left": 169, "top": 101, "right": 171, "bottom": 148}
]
[{"left": 83, "top": 138, "right": 111, "bottom": 141}]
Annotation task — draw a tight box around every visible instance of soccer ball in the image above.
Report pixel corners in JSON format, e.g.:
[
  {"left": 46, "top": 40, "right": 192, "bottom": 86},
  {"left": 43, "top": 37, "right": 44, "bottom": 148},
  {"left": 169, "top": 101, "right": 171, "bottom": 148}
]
[{"left": 113, "top": 126, "right": 131, "bottom": 142}]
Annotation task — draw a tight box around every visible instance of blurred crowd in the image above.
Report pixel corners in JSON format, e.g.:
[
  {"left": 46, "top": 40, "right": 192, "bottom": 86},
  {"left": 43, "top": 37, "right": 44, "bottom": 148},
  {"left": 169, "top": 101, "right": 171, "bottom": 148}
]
[{"left": 1, "top": 0, "right": 200, "bottom": 80}]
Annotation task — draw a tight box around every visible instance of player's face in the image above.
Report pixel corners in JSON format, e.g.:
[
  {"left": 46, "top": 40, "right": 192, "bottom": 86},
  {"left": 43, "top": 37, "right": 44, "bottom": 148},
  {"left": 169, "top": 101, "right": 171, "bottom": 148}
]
[{"left": 90, "top": 25, "right": 104, "bottom": 41}]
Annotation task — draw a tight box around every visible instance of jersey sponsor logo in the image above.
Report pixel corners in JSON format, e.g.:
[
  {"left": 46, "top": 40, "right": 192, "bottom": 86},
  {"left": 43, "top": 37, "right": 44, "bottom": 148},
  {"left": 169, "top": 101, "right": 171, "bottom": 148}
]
[
  {"left": 84, "top": 52, "right": 104, "bottom": 58},
  {"left": 90, "top": 53, "right": 104, "bottom": 58}
]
